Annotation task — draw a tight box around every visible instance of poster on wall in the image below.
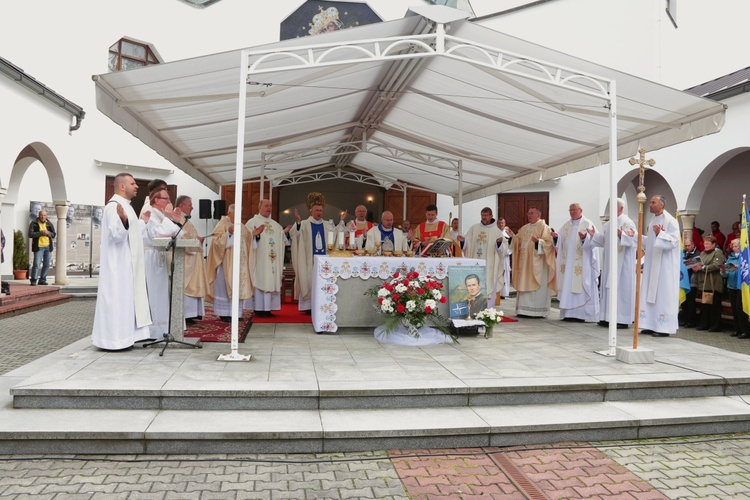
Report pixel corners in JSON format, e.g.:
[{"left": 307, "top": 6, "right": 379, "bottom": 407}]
[
  {"left": 281, "top": 1, "right": 383, "bottom": 40},
  {"left": 28, "top": 202, "right": 102, "bottom": 276},
  {"left": 448, "top": 265, "right": 487, "bottom": 320}
]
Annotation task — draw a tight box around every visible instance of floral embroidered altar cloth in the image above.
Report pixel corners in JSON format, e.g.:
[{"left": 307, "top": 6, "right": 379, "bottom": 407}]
[{"left": 312, "top": 256, "right": 485, "bottom": 332}]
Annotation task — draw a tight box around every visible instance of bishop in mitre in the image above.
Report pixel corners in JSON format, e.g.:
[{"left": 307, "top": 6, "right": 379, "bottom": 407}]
[
  {"left": 245, "top": 199, "right": 291, "bottom": 317},
  {"left": 206, "top": 203, "right": 254, "bottom": 322},
  {"left": 458, "top": 207, "right": 509, "bottom": 307},
  {"left": 290, "top": 192, "right": 338, "bottom": 313}
]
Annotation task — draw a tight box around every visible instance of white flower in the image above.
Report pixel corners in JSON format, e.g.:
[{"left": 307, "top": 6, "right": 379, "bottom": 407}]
[
  {"left": 406, "top": 300, "right": 416, "bottom": 312},
  {"left": 409, "top": 280, "right": 421, "bottom": 289},
  {"left": 395, "top": 283, "right": 407, "bottom": 293},
  {"left": 424, "top": 299, "right": 436, "bottom": 310},
  {"left": 431, "top": 290, "right": 442, "bottom": 300},
  {"left": 377, "top": 288, "right": 390, "bottom": 298}
]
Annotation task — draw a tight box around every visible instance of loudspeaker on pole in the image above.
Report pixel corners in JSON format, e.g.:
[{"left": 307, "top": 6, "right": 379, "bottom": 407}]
[
  {"left": 213, "top": 199, "right": 226, "bottom": 220},
  {"left": 198, "top": 199, "right": 212, "bottom": 220}
]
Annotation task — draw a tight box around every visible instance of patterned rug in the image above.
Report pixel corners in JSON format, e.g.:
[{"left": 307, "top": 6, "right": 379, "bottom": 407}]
[{"left": 183, "top": 306, "right": 252, "bottom": 343}]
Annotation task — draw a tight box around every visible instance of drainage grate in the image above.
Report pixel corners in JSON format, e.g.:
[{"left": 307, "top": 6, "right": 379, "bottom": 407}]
[{"left": 490, "top": 452, "right": 551, "bottom": 500}]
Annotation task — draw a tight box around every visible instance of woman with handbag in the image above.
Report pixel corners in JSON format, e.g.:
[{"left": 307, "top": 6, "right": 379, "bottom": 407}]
[{"left": 694, "top": 235, "right": 726, "bottom": 332}]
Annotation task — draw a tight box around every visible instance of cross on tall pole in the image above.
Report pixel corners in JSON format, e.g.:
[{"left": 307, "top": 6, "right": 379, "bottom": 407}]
[{"left": 628, "top": 147, "right": 655, "bottom": 349}]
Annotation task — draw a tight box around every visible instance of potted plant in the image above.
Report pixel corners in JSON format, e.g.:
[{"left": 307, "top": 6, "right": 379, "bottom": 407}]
[{"left": 12, "top": 230, "right": 29, "bottom": 280}]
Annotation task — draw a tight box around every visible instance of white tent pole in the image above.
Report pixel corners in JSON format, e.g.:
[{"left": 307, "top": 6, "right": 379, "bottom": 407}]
[
  {"left": 458, "top": 160, "right": 463, "bottom": 234},
  {"left": 260, "top": 152, "right": 266, "bottom": 200},
  {"left": 605, "top": 80, "right": 619, "bottom": 356},
  {"left": 403, "top": 184, "right": 407, "bottom": 225},
  {"left": 219, "top": 49, "right": 251, "bottom": 362}
]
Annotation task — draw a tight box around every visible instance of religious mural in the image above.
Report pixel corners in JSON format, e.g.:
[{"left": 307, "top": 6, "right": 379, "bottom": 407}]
[{"left": 281, "top": 1, "right": 382, "bottom": 40}]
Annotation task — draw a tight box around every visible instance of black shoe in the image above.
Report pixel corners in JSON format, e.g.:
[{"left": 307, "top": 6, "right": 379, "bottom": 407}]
[
  {"left": 652, "top": 332, "right": 670, "bottom": 337},
  {"left": 303, "top": 310, "right": 312, "bottom": 315},
  {"left": 562, "top": 317, "right": 584, "bottom": 322},
  {"left": 696, "top": 326, "right": 708, "bottom": 331},
  {"left": 731, "top": 332, "right": 740, "bottom": 337},
  {"left": 29, "top": 280, "right": 37, "bottom": 286},
  {"left": 219, "top": 316, "right": 232, "bottom": 322},
  {"left": 38, "top": 281, "right": 48, "bottom": 285},
  {"left": 185, "top": 318, "right": 196, "bottom": 325},
  {"left": 640, "top": 329, "right": 654, "bottom": 335},
  {"left": 597, "top": 321, "right": 608, "bottom": 327},
  {"left": 616, "top": 323, "right": 628, "bottom": 329},
  {"left": 708, "top": 328, "right": 722, "bottom": 332},
  {"left": 738, "top": 333, "right": 750, "bottom": 339},
  {"left": 684, "top": 323, "right": 697, "bottom": 328}
]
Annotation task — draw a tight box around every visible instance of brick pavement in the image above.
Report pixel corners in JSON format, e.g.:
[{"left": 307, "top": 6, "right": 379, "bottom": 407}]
[{"left": 3, "top": 302, "right": 750, "bottom": 498}]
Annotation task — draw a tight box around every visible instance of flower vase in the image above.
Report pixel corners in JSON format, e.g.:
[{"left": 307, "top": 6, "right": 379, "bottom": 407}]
[{"left": 485, "top": 325, "right": 493, "bottom": 339}]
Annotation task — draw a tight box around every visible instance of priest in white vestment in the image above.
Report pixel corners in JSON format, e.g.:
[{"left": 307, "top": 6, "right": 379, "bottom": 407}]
[
  {"left": 590, "top": 199, "right": 637, "bottom": 328},
  {"left": 511, "top": 207, "right": 557, "bottom": 317},
  {"left": 206, "top": 204, "right": 254, "bottom": 321},
  {"left": 364, "top": 211, "right": 409, "bottom": 254},
  {"left": 290, "top": 193, "right": 338, "bottom": 313},
  {"left": 175, "top": 195, "right": 206, "bottom": 324},
  {"left": 555, "top": 203, "right": 600, "bottom": 322},
  {"left": 458, "top": 207, "right": 508, "bottom": 307},
  {"left": 639, "top": 195, "right": 681, "bottom": 336},
  {"left": 245, "top": 199, "right": 290, "bottom": 317},
  {"left": 92, "top": 173, "right": 152, "bottom": 350},
  {"left": 497, "top": 218, "right": 514, "bottom": 298},
  {"left": 142, "top": 188, "right": 183, "bottom": 338}
]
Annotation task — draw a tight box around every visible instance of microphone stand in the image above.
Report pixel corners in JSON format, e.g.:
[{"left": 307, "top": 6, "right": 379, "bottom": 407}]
[{"left": 144, "top": 221, "right": 203, "bottom": 356}]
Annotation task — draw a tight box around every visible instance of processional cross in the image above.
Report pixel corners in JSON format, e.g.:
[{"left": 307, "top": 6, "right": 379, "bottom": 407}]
[{"left": 628, "top": 148, "right": 655, "bottom": 349}]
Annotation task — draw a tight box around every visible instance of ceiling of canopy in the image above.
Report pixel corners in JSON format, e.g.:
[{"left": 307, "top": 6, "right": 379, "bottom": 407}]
[{"left": 94, "top": 5, "right": 725, "bottom": 203}]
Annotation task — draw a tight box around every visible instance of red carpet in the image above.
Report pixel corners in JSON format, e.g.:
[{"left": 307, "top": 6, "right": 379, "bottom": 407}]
[
  {"left": 501, "top": 316, "right": 518, "bottom": 323},
  {"left": 251, "top": 302, "right": 312, "bottom": 324},
  {"left": 183, "top": 306, "right": 252, "bottom": 342}
]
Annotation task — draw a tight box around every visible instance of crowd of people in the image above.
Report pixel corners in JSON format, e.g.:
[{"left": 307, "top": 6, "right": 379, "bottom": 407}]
[{"left": 89, "top": 176, "right": 745, "bottom": 351}]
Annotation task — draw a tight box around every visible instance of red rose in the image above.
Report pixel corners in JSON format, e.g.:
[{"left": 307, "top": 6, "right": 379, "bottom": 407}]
[
  {"left": 417, "top": 288, "right": 425, "bottom": 295},
  {"left": 378, "top": 298, "right": 384, "bottom": 304},
  {"left": 397, "top": 303, "right": 406, "bottom": 313},
  {"left": 424, "top": 306, "right": 433, "bottom": 314},
  {"left": 403, "top": 279, "right": 410, "bottom": 286},
  {"left": 385, "top": 283, "right": 394, "bottom": 292},
  {"left": 392, "top": 293, "right": 401, "bottom": 301},
  {"left": 439, "top": 296, "right": 447, "bottom": 303},
  {"left": 393, "top": 272, "right": 400, "bottom": 278}
]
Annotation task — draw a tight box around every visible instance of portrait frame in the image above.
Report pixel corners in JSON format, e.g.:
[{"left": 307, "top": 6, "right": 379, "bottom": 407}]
[{"left": 448, "top": 265, "right": 487, "bottom": 320}]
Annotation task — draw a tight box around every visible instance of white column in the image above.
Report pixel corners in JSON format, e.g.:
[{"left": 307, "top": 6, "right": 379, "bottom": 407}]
[{"left": 54, "top": 202, "right": 69, "bottom": 285}]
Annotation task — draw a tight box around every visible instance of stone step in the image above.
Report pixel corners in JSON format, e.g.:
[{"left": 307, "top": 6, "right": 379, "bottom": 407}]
[
  {"left": 11, "top": 373, "right": 749, "bottom": 410},
  {"left": 0, "top": 285, "right": 72, "bottom": 318},
  {"left": 1, "top": 396, "right": 748, "bottom": 455}
]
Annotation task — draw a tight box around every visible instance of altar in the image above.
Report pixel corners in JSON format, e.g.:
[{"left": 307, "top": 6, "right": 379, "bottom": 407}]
[{"left": 311, "top": 255, "right": 485, "bottom": 332}]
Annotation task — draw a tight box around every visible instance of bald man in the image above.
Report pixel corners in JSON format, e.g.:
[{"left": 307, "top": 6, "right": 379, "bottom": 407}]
[{"left": 340, "top": 204, "right": 373, "bottom": 250}]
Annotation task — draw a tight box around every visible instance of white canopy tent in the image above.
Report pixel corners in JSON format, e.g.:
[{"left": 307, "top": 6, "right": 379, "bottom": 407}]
[{"left": 94, "top": 5, "right": 726, "bottom": 359}]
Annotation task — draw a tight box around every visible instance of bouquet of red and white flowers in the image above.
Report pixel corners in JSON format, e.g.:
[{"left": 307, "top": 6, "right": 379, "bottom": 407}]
[{"left": 366, "top": 269, "right": 453, "bottom": 339}]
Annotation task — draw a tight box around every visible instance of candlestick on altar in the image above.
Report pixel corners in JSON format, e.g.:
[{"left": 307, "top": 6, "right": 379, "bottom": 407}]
[
  {"left": 349, "top": 231, "right": 356, "bottom": 249},
  {"left": 628, "top": 147, "right": 655, "bottom": 350},
  {"left": 337, "top": 230, "right": 345, "bottom": 250}
]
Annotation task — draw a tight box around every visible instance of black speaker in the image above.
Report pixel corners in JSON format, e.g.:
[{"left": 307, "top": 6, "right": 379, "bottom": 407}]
[
  {"left": 198, "top": 199, "right": 212, "bottom": 219},
  {"left": 213, "top": 199, "right": 226, "bottom": 220}
]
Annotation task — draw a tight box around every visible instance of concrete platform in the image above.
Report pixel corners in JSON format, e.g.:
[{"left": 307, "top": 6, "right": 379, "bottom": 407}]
[{"left": 3, "top": 304, "right": 750, "bottom": 455}]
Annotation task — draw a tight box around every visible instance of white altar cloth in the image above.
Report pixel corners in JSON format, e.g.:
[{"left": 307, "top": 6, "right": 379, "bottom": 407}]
[{"left": 312, "top": 256, "right": 485, "bottom": 332}]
